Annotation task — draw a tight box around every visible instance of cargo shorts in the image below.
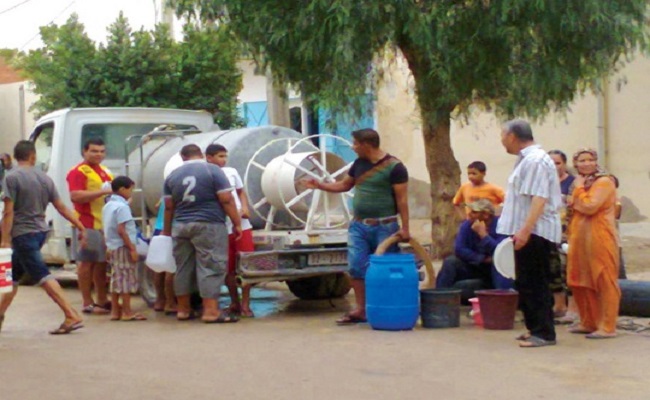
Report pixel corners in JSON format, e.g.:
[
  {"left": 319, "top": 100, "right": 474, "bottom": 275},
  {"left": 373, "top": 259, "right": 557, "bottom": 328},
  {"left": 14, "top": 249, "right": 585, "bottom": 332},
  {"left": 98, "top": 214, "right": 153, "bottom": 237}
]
[
  {"left": 172, "top": 222, "right": 228, "bottom": 299},
  {"left": 71, "top": 228, "right": 107, "bottom": 263}
]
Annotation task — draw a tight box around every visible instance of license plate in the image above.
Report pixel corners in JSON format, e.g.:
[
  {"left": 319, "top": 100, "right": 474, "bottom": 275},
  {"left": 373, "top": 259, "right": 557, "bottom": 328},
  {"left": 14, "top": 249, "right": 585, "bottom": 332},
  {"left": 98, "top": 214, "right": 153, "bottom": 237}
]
[{"left": 308, "top": 251, "right": 348, "bottom": 266}]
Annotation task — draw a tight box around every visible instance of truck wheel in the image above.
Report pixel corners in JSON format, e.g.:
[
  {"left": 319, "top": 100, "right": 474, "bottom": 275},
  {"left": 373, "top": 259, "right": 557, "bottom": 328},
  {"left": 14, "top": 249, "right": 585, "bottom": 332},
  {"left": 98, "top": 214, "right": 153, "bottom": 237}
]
[
  {"left": 286, "top": 273, "right": 351, "bottom": 300},
  {"left": 137, "top": 260, "right": 157, "bottom": 308}
]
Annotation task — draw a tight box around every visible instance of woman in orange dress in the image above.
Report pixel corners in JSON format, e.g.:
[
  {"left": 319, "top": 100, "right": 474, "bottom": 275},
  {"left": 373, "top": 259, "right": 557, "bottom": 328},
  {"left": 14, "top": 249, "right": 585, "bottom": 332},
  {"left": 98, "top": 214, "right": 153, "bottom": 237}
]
[{"left": 567, "top": 149, "right": 620, "bottom": 339}]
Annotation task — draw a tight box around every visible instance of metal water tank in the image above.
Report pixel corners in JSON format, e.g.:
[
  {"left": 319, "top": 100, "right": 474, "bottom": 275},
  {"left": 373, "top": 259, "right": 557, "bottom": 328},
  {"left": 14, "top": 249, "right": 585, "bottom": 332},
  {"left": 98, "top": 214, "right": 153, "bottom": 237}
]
[{"left": 128, "top": 125, "right": 319, "bottom": 229}]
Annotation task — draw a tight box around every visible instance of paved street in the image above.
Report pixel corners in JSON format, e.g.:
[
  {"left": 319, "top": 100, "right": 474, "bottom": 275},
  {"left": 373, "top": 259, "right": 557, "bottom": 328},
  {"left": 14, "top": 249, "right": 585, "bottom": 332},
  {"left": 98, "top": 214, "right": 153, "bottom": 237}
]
[{"left": 1, "top": 284, "right": 649, "bottom": 400}]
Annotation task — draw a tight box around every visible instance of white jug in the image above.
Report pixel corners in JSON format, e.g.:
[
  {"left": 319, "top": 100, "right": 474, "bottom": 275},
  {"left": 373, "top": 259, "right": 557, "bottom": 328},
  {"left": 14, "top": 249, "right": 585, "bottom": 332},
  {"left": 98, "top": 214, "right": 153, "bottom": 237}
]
[
  {"left": 0, "top": 248, "right": 13, "bottom": 294},
  {"left": 145, "top": 236, "right": 176, "bottom": 273}
]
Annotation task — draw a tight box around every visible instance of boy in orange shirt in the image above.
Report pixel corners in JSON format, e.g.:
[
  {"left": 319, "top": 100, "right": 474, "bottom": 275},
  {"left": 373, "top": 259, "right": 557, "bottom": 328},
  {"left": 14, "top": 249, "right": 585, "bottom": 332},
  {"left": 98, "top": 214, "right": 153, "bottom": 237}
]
[{"left": 453, "top": 161, "right": 505, "bottom": 219}]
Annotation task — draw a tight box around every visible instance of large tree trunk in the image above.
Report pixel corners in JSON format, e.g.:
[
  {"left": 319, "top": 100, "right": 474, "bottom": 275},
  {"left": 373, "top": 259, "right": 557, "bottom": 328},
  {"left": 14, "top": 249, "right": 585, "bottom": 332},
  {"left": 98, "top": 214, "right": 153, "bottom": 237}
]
[
  {"left": 421, "top": 117, "right": 461, "bottom": 259},
  {"left": 398, "top": 43, "right": 461, "bottom": 259}
]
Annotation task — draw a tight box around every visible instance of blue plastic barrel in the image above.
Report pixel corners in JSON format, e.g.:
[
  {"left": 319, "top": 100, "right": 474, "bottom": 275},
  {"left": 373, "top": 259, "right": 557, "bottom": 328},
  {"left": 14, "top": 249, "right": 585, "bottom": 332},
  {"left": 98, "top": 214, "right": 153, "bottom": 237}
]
[{"left": 366, "top": 253, "right": 419, "bottom": 331}]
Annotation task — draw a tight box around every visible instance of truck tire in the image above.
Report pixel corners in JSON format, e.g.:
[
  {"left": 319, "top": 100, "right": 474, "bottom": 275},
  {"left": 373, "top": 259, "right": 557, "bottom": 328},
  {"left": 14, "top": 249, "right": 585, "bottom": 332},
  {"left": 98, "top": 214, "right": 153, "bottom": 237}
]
[
  {"left": 287, "top": 273, "right": 352, "bottom": 300},
  {"left": 137, "top": 260, "right": 157, "bottom": 308}
]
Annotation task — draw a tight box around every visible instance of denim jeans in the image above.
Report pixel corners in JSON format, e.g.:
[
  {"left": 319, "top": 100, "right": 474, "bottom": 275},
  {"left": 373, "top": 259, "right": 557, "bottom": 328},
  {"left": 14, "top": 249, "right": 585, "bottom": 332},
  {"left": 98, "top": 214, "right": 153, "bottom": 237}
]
[
  {"left": 11, "top": 231, "right": 53, "bottom": 285},
  {"left": 347, "top": 220, "right": 400, "bottom": 279}
]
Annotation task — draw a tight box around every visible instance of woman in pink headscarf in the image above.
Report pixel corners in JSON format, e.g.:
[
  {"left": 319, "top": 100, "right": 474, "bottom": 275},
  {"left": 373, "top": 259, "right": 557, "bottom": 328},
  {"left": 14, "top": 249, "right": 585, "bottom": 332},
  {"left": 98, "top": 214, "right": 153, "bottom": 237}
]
[{"left": 566, "top": 149, "right": 620, "bottom": 339}]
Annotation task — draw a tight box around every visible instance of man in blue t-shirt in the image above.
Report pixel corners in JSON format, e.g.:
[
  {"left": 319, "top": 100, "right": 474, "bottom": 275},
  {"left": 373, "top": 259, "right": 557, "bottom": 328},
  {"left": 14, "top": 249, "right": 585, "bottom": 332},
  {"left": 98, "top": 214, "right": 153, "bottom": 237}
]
[{"left": 162, "top": 144, "right": 242, "bottom": 323}]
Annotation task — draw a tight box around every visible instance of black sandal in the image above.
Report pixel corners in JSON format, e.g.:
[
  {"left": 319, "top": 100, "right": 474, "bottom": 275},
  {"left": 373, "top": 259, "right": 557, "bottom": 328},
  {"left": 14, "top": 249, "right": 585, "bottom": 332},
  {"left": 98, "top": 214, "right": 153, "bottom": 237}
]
[{"left": 203, "top": 311, "right": 239, "bottom": 324}]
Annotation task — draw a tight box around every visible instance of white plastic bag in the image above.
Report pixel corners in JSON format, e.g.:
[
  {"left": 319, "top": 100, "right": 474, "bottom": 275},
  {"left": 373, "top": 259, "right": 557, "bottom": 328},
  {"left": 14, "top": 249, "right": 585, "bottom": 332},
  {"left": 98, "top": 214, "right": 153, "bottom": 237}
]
[{"left": 145, "top": 235, "right": 176, "bottom": 273}]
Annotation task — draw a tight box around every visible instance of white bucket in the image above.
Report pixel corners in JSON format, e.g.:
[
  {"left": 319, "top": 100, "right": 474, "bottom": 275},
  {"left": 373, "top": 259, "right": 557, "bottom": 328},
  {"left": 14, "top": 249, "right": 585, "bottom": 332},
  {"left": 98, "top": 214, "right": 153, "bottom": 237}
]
[
  {"left": 145, "top": 236, "right": 176, "bottom": 273},
  {"left": 0, "top": 248, "right": 13, "bottom": 294}
]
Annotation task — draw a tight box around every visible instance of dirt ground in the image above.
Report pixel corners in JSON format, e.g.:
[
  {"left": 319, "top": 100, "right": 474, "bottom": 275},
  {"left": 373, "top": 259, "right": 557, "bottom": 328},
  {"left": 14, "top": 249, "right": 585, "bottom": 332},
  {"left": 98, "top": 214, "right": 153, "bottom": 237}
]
[
  {"left": 2, "top": 284, "right": 650, "bottom": 400},
  {"left": 2, "top": 222, "right": 650, "bottom": 400},
  {"left": 621, "top": 236, "right": 650, "bottom": 277}
]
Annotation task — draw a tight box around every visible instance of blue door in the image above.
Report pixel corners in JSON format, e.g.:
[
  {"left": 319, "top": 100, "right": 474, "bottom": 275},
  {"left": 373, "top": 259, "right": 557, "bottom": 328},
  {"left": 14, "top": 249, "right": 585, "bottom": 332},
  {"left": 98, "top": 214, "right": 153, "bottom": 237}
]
[
  {"left": 318, "top": 95, "right": 374, "bottom": 163},
  {"left": 240, "top": 101, "right": 269, "bottom": 127}
]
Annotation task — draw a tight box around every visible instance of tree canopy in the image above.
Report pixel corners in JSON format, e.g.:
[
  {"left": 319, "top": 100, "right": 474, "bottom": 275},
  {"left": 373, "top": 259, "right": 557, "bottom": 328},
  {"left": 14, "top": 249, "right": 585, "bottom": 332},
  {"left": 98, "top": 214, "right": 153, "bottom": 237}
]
[
  {"left": 15, "top": 13, "right": 243, "bottom": 128},
  {"left": 173, "top": 0, "right": 648, "bottom": 254}
]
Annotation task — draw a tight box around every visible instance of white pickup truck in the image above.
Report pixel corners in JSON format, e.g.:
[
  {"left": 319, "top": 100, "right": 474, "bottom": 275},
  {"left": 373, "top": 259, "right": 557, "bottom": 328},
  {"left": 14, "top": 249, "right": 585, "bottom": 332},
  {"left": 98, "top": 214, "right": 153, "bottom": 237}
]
[{"left": 28, "top": 107, "right": 357, "bottom": 304}]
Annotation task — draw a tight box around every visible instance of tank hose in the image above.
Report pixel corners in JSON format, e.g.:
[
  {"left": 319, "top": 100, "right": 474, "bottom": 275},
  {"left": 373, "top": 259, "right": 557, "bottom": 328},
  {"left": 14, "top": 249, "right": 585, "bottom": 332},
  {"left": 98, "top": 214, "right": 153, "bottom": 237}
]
[{"left": 375, "top": 234, "right": 436, "bottom": 289}]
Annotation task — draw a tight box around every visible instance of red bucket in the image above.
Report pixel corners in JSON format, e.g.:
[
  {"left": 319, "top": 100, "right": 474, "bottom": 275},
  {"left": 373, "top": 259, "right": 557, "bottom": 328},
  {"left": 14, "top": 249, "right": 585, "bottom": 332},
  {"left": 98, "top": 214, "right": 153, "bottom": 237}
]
[{"left": 475, "top": 289, "right": 519, "bottom": 330}]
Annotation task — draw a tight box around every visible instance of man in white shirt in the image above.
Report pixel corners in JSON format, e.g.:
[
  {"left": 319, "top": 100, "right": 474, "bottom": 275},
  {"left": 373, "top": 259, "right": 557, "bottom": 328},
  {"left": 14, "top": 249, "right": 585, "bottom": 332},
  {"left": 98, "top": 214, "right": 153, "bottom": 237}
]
[
  {"left": 497, "top": 120, "right": 562, "bottom": 348},
  {"left": 206, "top": 144, "right": 256, "bottom": 317}
]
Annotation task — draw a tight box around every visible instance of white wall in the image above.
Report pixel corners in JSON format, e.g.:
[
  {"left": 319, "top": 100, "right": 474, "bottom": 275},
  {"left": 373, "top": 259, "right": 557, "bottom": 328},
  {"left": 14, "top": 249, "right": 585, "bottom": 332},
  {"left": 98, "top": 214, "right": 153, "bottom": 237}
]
[
  {"left": 237, "top": 60, "right": 302, "bottom": 104},
  {"left": 237, "top": 60, "right": 268, "bottom": 103},
  {"left": 0, "top": 82, "right": 38, "bottom": 152}
]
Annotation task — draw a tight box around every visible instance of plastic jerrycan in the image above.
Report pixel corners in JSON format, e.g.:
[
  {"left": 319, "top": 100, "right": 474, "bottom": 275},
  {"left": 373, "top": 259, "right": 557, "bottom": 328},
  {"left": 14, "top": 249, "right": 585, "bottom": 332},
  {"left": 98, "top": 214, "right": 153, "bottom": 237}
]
[{"left": 366, "top": 253, "right": 419, "bottom": 331}]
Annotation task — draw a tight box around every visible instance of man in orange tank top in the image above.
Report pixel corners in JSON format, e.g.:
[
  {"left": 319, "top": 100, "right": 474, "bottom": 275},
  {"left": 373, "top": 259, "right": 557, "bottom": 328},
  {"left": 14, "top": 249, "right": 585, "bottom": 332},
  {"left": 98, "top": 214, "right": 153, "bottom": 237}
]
[{"left": 66, "top": 138, "right": 114, "bottom": 314}]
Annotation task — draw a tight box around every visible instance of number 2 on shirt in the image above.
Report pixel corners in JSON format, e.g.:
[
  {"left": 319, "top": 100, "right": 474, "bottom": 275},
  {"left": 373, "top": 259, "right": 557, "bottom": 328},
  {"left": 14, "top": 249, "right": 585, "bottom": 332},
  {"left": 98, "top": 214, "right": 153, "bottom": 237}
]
[{"left": 182, "top": 176, "right": 196, "bottom": 202}]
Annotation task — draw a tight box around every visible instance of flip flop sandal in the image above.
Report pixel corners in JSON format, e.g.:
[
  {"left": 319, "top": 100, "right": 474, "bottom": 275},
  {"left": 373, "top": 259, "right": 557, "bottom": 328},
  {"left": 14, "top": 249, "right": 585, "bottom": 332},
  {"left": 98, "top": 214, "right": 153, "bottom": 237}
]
[
  {"left": 518, "top": 336, "right": 557, "bottom": 348},
  {"left": 82, "top": 304, "right": 110, "bottom": 315},
  {"left": 240, "top": 309, "right": 255, "bottom": 318},
  {"left": 336, "top": 313, "right": 367, "bottom": 325},
  {"left": 70, "top": 321, "right": 84, "bottom": 331},
  {"left": 49, "top": 321, "right": 83, "bottom": 335},
  {"left": 585, "top": 332, "right": 617, "bottom": 339},
  {"left": 515, "top": 332, "right": 531, "bottom": 341},
  {"left": 121, "top": 313, "right": 147, "bottom": 322},
  {"left": 203, "top": 311, "right": 239, "bottom": 324}
]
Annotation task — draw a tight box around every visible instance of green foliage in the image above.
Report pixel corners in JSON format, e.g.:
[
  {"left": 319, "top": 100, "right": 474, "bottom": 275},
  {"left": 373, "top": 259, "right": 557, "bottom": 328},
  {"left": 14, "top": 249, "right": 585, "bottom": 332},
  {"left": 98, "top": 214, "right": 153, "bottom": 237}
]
[
  {"left": 16, "top": 13, "right": 243, "bottom": 128},
  {"left": 0, "top": 48, "right": 19, "bottom": 62},
  {"left": 16, "top": 15, "right": 97, "bottom": 113},
  {"left": 171, "top": 0, "right": 648, "bottom": 124}
]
